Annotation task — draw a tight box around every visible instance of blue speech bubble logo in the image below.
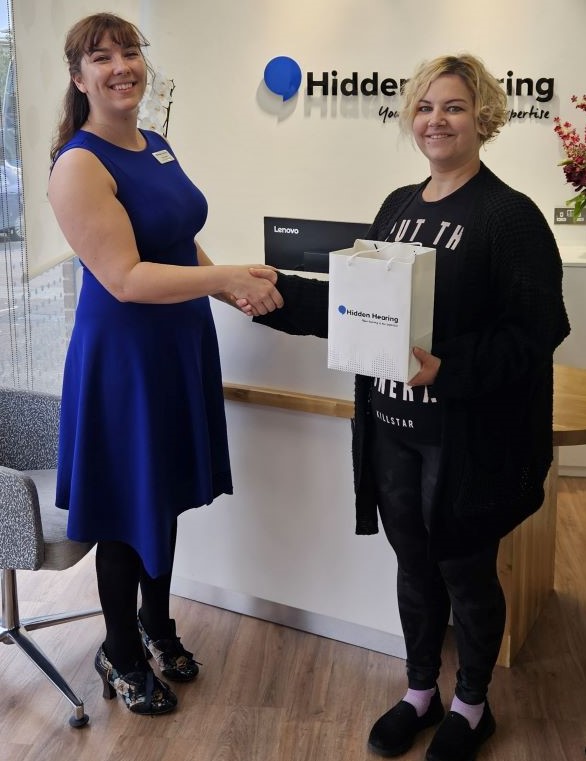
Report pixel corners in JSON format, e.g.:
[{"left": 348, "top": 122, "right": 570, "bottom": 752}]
[
  {"left": 338, "top": 305, "right": 347, "bottom": 315},
  {"left": 263, "top": 56, "right": 302, "bottom": 101}
]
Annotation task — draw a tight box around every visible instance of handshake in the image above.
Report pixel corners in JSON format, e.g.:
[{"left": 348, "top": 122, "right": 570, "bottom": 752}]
[{"left": 222, "top": 264, "right": 284, "bottom": 317}]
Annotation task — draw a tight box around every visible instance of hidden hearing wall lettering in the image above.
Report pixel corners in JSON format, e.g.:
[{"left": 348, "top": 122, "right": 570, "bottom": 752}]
[{"left": 263, "top": 57, "right": 555, "bottom": 125}]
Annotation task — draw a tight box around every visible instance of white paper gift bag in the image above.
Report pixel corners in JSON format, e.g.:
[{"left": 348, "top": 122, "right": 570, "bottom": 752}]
[{"left": 327, "top": 240, "right": 436, "bottom": 382}]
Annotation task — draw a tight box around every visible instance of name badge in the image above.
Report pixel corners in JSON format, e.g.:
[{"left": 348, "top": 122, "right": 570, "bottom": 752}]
[{"left": 152, "top": 149, "right": 175, "bottom": 164}]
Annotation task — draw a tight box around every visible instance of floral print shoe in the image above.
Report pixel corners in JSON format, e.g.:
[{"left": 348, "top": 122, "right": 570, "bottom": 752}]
[
  {"left": 94, "top": 645, "right": 177, "bottom": 715},
  {"left": 138, "top": 615, "right": 200, "bottom": 682}
]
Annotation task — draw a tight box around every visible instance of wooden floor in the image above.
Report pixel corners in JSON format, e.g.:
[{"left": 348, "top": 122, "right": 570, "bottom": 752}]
[{"left": 1, "top": 477, "right": 585, "bottom": 761}]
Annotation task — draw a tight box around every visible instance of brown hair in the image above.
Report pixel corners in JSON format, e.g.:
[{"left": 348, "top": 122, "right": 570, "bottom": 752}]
[
  {"left": 399, "top": 54, "right": 507, "bottom": 145},
  {"left": 50, "top": 13, "right": 150, "bottom": 163}
]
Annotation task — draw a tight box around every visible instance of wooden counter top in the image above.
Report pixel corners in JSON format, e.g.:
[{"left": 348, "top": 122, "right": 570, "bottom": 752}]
[{"left": 225, "top": 364, "right": 586, "bottom": 446}]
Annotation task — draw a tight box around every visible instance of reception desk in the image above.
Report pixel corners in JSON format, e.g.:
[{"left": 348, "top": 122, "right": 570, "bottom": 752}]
[
  {"left": 496, "top": 365, "right": 586, "bottom": 664},
  {"left": 222, "top": 363, "right": 586, "bottom": 667},
  {"left": 556, "top": 247, "right": 586, "bottom": 475}
]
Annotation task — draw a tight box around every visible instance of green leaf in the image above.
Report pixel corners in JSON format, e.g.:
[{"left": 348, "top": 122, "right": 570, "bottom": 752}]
[{"left": 566, "top": 192, "right": 586, "bottom": 221}]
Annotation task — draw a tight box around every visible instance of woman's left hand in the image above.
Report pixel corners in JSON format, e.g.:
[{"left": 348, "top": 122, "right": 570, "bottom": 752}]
[{"left": 408, "top": 346, "right": 441, "bottom": 387}]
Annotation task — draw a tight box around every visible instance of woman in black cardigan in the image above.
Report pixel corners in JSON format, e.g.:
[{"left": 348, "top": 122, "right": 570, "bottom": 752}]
[{"left": 250, "top": 54, "right": 570, "bottom": 761}]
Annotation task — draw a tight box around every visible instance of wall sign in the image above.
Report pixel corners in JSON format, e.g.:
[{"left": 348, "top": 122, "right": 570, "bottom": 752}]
[{"left": 262, "top": 57, "right": 555, "bottom": 124}]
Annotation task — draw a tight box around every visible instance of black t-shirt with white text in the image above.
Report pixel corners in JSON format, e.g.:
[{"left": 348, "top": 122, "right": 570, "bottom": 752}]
[{"left": 370, "top": 173, "right": 480, "bottom": 444}]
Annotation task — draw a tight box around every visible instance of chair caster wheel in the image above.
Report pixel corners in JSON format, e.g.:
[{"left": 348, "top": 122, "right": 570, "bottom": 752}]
[{"left": 69, "top": 713, "right": 90, "bottom": 728}]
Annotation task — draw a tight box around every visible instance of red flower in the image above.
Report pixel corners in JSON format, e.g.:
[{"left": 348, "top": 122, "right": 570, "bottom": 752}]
[{"left": 554, "top": 96, "right": 586, "bottom": 208}]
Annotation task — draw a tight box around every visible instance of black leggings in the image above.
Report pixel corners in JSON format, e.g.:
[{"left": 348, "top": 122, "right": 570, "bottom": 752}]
[
  {"left": 95, "top": 522, "right": 177, "bottom": 672},
  {"left": 371, "top": 428, "right": 506, "bottom": 704}
]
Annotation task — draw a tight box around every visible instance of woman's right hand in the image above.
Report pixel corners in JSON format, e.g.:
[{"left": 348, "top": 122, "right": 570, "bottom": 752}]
[{"left": 229, "top": 265, "right": 283, "bottom": 315}]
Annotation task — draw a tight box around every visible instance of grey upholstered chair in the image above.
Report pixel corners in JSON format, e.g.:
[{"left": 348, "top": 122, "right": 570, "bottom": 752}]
[{"left": 0, "top": 387, "right": 102, "bottom": 727}]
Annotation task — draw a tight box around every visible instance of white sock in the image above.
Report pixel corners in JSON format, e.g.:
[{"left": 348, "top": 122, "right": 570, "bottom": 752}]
[
  {"left": 403, "top": 686, "right": 436, "bottom": 718},
  {"left": 450, "top": 695, "right": 484, "bottom": 729}
]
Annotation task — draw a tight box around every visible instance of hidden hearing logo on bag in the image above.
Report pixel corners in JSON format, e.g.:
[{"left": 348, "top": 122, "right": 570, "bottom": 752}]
[
  {"left": 263, "top": 56, "right": 303, "bottom": 101},
  {"left": 339, "top": 305, "right": 372, "bottom": 318},
  {"left": 338, "top": 305, "right": 399, "bottom": 325}
]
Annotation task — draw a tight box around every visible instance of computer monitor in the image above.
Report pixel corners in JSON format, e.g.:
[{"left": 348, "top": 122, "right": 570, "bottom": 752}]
[{"left": 264, "top": 216, "right": 370, "bottom": 273}]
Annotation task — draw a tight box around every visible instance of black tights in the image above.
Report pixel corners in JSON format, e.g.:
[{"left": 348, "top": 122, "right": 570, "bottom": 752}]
[
  {"left": 95, "top": 522, "right": 177, "bottom": 672},
  {"left": 371, "top": 429, "right": 506, "bottom": 705}
]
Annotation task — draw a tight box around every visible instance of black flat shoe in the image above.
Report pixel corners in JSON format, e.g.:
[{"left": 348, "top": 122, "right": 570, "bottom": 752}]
[
  {"left": 425, "top": 702, "right": 496, "bottom": 761},
  {"left": 368, "top": 688, "right": 445, "bottom": 757},
  {"left": 94, "top": 646, "right": 178, "bottom": 715},
  {"left": 138, "top": 615, "right": 200, "bottom": 682}
]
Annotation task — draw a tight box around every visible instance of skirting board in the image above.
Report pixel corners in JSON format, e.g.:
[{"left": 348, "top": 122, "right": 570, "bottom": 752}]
[
  {"left": 171, "top": 575, "right": 407, "bottom": 660},
  {"left": 558, "top": 465, "right": 586, "bottom": 478}
]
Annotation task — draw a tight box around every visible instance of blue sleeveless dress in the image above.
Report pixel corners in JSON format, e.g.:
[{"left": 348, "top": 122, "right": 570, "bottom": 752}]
[{"left": 55, "top": 129, "right": 233, "bottom": 578}]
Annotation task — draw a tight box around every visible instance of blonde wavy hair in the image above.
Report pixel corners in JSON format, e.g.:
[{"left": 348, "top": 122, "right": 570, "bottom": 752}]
[{"left": 399, "top": 54, "right": 507, "bottom": 145}]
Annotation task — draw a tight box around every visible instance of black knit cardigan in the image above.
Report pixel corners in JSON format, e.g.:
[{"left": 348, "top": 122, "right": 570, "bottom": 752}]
[{"left": 254, "top": 164, "right": 570, "bottom": 558}]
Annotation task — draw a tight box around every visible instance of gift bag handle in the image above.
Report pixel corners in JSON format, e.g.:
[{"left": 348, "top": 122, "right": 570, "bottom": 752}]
[{"left": 347, "top": 242, "right": 420, "bottom": 270}]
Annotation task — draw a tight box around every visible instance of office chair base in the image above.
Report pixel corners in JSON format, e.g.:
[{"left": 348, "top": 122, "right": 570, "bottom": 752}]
[
  {"left": 0, "top": 624, "right": 93, "bottom": 727},
  {"left": 1, "top": 568, "right": 102, "bottom": 728}
]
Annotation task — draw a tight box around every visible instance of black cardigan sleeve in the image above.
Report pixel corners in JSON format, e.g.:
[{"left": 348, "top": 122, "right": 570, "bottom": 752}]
[
  {"left": 253, "top": 272, "right": 329, "bottom": 339},
  {"left": 431, "top": 188, "right": 570, "bottom": 400}
]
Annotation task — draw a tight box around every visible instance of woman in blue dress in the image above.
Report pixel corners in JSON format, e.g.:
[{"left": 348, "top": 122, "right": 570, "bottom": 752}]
[{"left": 48, "top": 12, "right": 282, "bottom": 716}]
